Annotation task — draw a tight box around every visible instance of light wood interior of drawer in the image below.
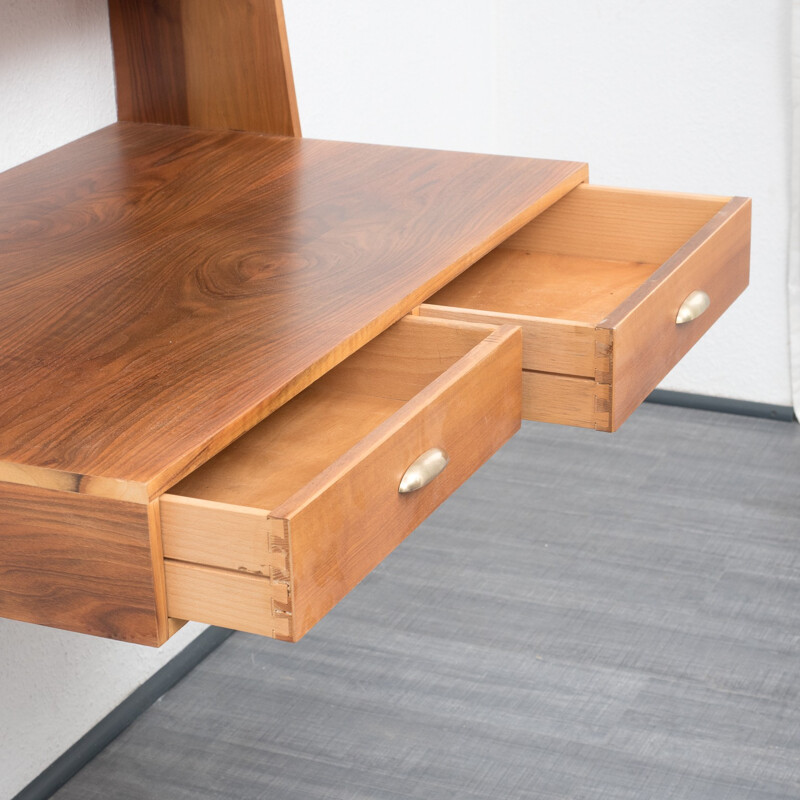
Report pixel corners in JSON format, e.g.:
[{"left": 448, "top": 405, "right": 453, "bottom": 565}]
[
  {"left": 426, "top": 250, "right": 659, "bottom": 324},
  {"left": 168, "top": 316, "right": 493, "bottom": 510},
  {"left": 426, "top": 184, "right": 729, "bottom": 325}
]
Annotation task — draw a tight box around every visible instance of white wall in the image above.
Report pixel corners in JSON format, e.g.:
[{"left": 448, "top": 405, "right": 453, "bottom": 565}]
[
  {"left": 0, "top": 3, "right": 207, "bottom": 798},
  {"left": 494, "top": 0, "right": 793, "bottom": 406},
  {"left": 286, "top": 0, "right": 795, "bottom": 406},
  {"left": 0, "top": 0, "right": 115, "bottom": 173},
  {"left": 285, "top": 0, "right": 499, "bottom": 155},
  {"left": 0, "top": 620, "right": 206, "bottom": 798},
  {"left": 790, "top": 0, "right": 800, "bottom": 418},
  {"left": 0, "top": 1, "right": 794, "bottom": 797}
]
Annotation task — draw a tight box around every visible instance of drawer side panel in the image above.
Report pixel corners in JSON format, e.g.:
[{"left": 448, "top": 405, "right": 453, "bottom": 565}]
[
  {"left": 164, "top": 560, "right": 291, "bottom": 639},
  {"left": 160, "top": 494, "right": 281, "bottom": 576},
  {"left": 419, "top": 304, "right": 597, "bottom": 377},
  {"left": 521, "top": 371, "right": 611, "bottom": 430},
  {"left": 503, "top": 184, "right": 729, "bottom": 263}
]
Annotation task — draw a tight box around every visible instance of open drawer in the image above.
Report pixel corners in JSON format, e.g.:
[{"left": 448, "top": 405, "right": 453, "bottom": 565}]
[
  {"left": 421, "top": 184, "right": 751, "bottom": 431},
  {"left": 159, "top": 316, "right": 521, "bottom": 641}
]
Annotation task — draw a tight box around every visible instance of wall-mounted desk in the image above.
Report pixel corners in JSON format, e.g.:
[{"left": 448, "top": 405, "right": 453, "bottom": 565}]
[{"left": 0, "top": 1, "right": 750, "bottom": 646}]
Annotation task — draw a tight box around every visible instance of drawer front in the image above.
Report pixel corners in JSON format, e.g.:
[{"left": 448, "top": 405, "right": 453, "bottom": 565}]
[
  {"left": 160, "top": 318, "right": 521, "bottom": 640},
  {"left": 421, "top": 185, "right": 751, "bottom": 431},
  {"left": 606, "top": 198, "right": 750, "bottom": 428}
]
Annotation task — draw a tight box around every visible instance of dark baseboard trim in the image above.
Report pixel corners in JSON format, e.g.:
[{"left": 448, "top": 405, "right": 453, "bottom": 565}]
[
  {"left": 646, "top": 389, "right": 796, "bottom": 422},
  {"left": 13, "top": 626, "right": 234, "bottom": 800}
]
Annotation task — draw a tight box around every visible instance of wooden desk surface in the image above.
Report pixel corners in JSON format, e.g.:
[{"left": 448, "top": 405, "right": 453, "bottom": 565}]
[{"left": 0, "top": 123, "right": 586, "bottom": 500}]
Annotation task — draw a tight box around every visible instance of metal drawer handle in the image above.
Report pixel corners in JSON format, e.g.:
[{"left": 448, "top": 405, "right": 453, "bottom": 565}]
[
  {"left": 398, "top": 447, "right": 449, "bottom": 494},
  {"left": 676, "top": 290, "right": 710, "bottom": 324}
]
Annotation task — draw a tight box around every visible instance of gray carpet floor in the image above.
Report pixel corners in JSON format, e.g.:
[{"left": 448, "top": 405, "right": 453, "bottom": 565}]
[{"left": 53, "top": 404, "right": 800, "bottom": 799}]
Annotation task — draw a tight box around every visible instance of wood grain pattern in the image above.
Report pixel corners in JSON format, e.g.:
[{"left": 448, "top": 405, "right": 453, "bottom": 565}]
[
  {"left": 161, "top": 319, "right": 522, "bottom": 641},
  {"left": 164, "top": 560, "right": 291, "bottom": 639},
  {"left": 314, "top": 316, "right": 495, "bottom": 402},
  {"left": 0, "top": 482, "right": 166, "bottom": 645},
  {"left": 169, "top": 391, "right": 404, "bottom": 510},
  {"left": 425, "top": 249, "right": 659, "bottom": 325},
  {"left": 167, "top": 318, "right": 492, "bottom": 510},
  {"left": 160, "top": 495, "right": 281, "bottom": 576},
  {"left": 421, "top": 247, "right": 656, "bottom": 377},
  {"left": 423, "top": 185, "right": 750, "bottom": 432},
  {"left": 522, "top": 371, "right": 610, "bottom": 430},
  {"left": 504, "top": 184, "right": 729, "bottom": 263},
  {"left": 0, "top": 122, "right": 586, "bottom": 499},
  {"left": 420, "top": 303, "right": 598, "bottom": 377},
  {"left": 0, "top": 462, "right": 149, "bottom": 503},
  {"left": 147, "top": 498, "right": 177, "bottom": 642},
  {"left": 107, "top": 0, "right": 188, "bottom": 126},
  {"left": 608, "top": 197, "right": 751, "bottom": 429},
  {"left": 276, "top": 324, "right": 522, "bottom": 640},
  {"left": 108, "top": 0, "right": 301, "bottom": 136}
]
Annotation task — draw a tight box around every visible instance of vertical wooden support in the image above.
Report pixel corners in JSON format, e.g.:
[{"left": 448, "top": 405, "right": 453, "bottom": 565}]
[{"left": 108, "top": 0, "right": 301, "bottom": 136}]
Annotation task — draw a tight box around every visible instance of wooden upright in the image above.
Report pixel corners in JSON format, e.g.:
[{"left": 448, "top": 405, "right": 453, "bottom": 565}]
[{"left": 108, "top": 0, "right": 301, "bottom": 136}]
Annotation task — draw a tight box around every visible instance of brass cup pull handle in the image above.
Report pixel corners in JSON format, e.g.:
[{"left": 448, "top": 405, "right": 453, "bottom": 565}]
[
  {"left": 676, "top": 290, "right": 710, "bottom": 324},
  {"left": 398, "top": 447, "right": 449, "bottom": 494}
]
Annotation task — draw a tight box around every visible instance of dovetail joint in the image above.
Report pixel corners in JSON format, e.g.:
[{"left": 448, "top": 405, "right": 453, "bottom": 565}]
[
  {"left": 594, "top": 328, "right": 613, "bottom": 430},
  {"left": 268, "top": 517, "right": 292, "bottom": 640}
]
